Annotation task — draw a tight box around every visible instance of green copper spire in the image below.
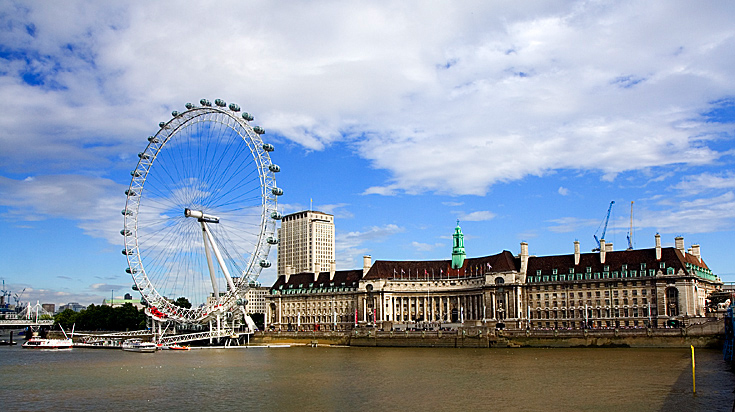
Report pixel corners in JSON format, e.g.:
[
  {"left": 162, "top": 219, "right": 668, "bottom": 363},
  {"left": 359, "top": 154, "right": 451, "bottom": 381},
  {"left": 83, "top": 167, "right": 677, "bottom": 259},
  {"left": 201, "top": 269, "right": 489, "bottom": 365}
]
[{"left": 451, "top": 219, "right": 466, "bottom": 269}]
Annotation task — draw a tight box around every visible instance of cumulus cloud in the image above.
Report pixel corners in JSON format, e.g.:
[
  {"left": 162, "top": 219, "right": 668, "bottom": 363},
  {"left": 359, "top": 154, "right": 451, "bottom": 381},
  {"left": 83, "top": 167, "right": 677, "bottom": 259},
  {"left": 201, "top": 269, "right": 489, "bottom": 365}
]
[
  {"left": 670, "top": 171, "right": 735, "bottom": 196},
  {"left": 459, "top": 210, "right": 497, "bottom": 222},
  {"left": 411, "top": 241, "right": 443, "bottom": 252},
  {"left": 0, "top": 1, "right": 731, "bottom": 197},
  {"left": 335, "top": 224, "right": 404, "bottom": 268},
  {"left": 558, "top": 187, "right": 570, "bottom": 196}
]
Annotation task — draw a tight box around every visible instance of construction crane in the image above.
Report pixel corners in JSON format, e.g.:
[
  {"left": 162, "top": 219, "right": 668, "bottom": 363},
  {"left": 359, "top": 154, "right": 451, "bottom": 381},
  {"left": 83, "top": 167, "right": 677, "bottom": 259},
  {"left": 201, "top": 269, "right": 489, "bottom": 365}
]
[
  {"left": 1, "top": 280, "right": 11, "bottom": 308},
  {"left": 627, "top": 201, "right": 634, "bottom": 250},
  {"left": 592, "top": 201, "right": 615, "bottom": 252}
]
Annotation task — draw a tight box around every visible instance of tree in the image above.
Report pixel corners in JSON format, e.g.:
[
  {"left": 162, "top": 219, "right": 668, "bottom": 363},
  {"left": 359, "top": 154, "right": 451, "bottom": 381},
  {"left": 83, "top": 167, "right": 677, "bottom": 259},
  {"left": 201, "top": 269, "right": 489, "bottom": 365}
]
[
  {"left": 54, "top": 309, "right": 78, "bottom": 329},
  {"left": 174, "top": 297, "right": 192, "bottom": 309}
]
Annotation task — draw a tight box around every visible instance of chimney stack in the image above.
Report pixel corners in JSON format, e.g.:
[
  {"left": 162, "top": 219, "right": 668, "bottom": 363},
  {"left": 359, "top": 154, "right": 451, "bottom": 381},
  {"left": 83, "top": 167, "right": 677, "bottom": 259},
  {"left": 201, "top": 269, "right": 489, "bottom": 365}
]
[
  {"left": 574, "top": 241, "right": 580, "bottom": 266},
  {"left": 599, "top": 239, "right": 606, "bottom": 264},
  {"left": 655, "top": 233, "right": 661, "bottom": 260},
  {"left": 363, "top": 255, "right": 372, "bottom": 276},
  {"left": 691, "top": 244, "right": 701, "bottom": 263},
  {"left": 520, "top": 242, "right": 529, "bottom": 275},
  {"left": 605, "top": 242, "right": 613, "bottom": 252},
  {"left": 330, "top": 261, "right": 336, "bottom": 281},
  {"left": 675, "top": 236, "right": 685, "bottom": 252},
  {"left": 285, "top": 265, "right": 292, "bottom": 283}
]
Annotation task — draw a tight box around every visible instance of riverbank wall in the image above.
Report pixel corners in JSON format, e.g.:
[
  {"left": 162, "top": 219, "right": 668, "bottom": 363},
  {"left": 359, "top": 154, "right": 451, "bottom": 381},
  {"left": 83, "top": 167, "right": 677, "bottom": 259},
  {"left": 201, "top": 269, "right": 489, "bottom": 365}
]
[{"left": 254, "top": 319, "right": 725, "bottom": 349}]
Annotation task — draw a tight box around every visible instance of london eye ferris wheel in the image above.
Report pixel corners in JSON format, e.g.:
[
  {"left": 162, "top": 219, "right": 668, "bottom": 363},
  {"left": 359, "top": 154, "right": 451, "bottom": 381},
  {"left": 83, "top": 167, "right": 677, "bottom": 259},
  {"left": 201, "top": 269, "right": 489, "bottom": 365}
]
[{"left": 121, "top": 99, "right": 283, "bottom": 324}]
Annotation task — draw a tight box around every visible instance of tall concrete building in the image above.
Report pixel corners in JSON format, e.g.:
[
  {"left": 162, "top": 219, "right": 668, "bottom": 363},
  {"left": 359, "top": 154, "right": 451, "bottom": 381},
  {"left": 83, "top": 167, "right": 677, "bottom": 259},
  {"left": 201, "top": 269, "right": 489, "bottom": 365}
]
[{"left": 277, "top": 210, "right": 335, "bottom": 276}]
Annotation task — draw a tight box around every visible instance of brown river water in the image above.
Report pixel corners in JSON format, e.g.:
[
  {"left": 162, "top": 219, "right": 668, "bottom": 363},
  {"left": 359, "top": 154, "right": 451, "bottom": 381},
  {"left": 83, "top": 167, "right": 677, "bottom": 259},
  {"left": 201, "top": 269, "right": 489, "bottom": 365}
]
[{"left": 1, "top": 345, "right": 733, "bottom": 411}]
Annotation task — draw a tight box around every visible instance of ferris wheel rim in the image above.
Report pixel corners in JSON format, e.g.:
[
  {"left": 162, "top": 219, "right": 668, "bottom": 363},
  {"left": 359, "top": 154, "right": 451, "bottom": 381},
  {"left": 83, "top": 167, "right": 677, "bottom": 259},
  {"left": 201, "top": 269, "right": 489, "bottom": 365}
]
[{"left": 122, "top": 101, "right": 280, "bottom": 324}]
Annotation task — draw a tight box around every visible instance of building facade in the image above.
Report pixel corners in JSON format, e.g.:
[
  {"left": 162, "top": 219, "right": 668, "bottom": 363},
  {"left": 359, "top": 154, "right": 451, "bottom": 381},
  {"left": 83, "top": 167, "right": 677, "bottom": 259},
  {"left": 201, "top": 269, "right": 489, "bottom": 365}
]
[
  {"left": 245, "top": 286, "right": 269, "bottom": 315},
  {"left": 266, "top": 221, "right": 722, "bottom": 331},
  {"left": 277, "top": 210, "right": 335, "bottom": 276}
]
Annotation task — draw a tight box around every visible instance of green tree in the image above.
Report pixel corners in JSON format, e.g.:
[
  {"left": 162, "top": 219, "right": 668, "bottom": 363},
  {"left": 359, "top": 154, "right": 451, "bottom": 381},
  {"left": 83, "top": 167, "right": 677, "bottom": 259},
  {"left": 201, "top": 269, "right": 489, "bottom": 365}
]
[
  {"left": 174, "top": 296, "right": 192, "bottom": 309},
  {"left": 54, "top": 309, "right": 78, "bottom": 329}
]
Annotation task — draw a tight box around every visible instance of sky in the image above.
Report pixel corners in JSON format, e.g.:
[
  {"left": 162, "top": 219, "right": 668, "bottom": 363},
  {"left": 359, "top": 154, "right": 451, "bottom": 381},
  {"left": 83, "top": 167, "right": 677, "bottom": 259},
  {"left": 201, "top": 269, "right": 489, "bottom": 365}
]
[{"left": 1, "top": 0, "right": 734, "bottom": 308}]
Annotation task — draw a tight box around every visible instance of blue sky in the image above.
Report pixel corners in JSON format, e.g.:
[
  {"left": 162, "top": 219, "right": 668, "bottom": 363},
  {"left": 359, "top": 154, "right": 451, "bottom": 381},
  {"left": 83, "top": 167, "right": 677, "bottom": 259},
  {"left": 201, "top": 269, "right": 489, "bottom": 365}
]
[{"left": 1, "top": 1, "right": 734, "bottom": 307}]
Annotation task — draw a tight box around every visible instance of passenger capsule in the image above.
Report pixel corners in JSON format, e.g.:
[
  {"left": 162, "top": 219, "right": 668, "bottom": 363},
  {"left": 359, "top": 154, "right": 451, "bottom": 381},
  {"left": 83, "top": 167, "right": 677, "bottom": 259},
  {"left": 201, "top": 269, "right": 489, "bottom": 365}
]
[
  {"left": 138, "top": 152, "right": 150, "bottom": 160},
  {"left": 236, "top": 298, "right": 243, "bottom": 305},
  {"left": 147, "top": 136, "right": 159, "bottom": 143},
  {"left": 242, "top": 112, "right": 254, "bottom": 121},
  {"left": 132, "top": 284, "right": 140, "bottom": 291},
  {"left": 228, "top": 103, "right": 240, "bottom": 112},
  {"left": 262, "top": 143, "right": 274, "bottom": 152},
  {"left": 270, "top": 211, "right": 282, "bottom": 220},
  {"left": 121, "top": 229, "right": 132, "bottom": 236},
  {"left": 259, "top": 260, "right": 271, "bottom": 268},
  {"left": 200, "top": 99, "right": 211, "bottom": 106},
  {"left": 172, "top": 110, "right": 179, "bottom": 117},
  {"left": 215, "top": 99, "right": 226, "bottom": 107},
  {"left": 130, "top": 170, "right": 142, "bottom": 177},
  {"left": 271, "top": 187, "right": 283, "bottom": 196},
  {"left": 159, "top": 122, "right": 166, "bottom": 128},
  {"left": 122, "top": 248, "right": 133, "bottom": 255},
  {"left": 125, "top": 189, "right": 137, "bottom": 196},
  {"left": 253, "top": 126, "right": 265, "bottom": 134},
  {"left": 268, "top": 164, "right": 280, "bottom": 172},
  {"left": 185, "top": 102, "right": 194, "bottom": 109},
  {"left": 267, "top": 236, "right": 279, "bottom": 245},
  {"left": 121, "top": 209, "right": 133, "bottom": 216}
]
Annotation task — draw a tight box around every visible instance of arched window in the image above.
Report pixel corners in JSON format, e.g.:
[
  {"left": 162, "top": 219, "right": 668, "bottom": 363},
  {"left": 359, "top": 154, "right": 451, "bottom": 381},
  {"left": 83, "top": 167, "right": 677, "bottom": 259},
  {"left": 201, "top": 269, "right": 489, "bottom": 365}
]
[{"left": 495, "top": 277, "right": 505, "bottom": 285}]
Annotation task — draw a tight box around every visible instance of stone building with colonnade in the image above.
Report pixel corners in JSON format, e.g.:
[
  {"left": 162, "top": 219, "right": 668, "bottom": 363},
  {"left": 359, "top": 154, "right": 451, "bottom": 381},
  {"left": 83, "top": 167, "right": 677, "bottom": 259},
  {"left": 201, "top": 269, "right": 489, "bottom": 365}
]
[{"left": 265, "top": 219, "right": 721, "bottom": 331}]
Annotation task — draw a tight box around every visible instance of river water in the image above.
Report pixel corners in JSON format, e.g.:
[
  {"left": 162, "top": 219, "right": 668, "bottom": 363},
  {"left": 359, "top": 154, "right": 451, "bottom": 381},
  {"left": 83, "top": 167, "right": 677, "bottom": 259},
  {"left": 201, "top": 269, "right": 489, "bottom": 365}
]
[{"left": 1, "top": 345, "right": 733, "bottom": 411}]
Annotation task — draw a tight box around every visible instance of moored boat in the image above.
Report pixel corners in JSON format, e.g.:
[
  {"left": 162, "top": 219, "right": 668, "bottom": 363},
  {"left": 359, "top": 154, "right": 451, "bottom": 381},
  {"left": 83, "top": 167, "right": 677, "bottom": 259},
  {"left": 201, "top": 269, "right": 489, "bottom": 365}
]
[
  {"left": 121, "top": 338, "right": 157, "bottom": 353},
  {"left": 22, "top": 337, "right": 73, "bottom": 350}
]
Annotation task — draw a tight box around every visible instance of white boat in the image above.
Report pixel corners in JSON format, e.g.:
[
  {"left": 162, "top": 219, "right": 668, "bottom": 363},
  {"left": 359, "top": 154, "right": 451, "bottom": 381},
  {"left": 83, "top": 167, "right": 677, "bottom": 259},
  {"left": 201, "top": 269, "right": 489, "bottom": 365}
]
[
  {"left": 22, "top": 337, "right": 73, "bottom": 350},
  {"left": 121, "top": 339, "right": 157, "bottom": 353}
]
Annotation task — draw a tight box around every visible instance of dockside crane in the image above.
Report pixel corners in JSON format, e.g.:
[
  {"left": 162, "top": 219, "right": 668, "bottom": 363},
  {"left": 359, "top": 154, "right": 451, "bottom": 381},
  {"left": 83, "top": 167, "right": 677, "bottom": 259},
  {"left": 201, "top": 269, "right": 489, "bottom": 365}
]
[
  {"left": 592, "top": 201, "right": 615, "bottom": 252},
  {"left": 627, "top": 201, "right": 634, "bottom": 250}
]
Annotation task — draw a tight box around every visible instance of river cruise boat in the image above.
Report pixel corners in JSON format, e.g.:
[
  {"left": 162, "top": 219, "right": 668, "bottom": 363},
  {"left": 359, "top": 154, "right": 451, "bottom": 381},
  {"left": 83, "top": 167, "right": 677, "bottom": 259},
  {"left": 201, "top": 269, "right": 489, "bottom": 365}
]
[
  {"left": 121, "top": 339, "right": 157, "bottom": 353},
  {"left": 22, "top": 337, "right": 73, "bottom": 350}
]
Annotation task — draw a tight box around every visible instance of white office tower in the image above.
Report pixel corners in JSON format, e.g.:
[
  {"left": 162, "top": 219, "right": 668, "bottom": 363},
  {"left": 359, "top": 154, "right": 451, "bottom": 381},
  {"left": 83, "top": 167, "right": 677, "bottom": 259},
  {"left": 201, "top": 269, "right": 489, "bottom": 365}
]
[{"left": 277, "top": 210, "right": 335, "bottom": 276}]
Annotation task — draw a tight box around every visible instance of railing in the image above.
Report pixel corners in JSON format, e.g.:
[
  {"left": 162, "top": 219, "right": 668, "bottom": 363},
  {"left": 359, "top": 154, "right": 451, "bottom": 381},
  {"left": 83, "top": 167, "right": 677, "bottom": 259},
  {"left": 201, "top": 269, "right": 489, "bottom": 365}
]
[{"left": 0, "top": 319, "right": 54, "bottom": 326}]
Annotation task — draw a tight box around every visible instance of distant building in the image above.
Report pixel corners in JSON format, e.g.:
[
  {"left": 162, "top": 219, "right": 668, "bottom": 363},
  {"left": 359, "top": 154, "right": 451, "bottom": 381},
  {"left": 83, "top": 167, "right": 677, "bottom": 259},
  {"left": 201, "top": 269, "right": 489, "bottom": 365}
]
[
  {"left": 102, "top": 297, "right": 144, "bottom": 309},
  {"left": 59, "top": 302, "right": 86, "bottom": 312},
  {"left": 41, "top": 303, "right": 55, "bottom": 314},
  {"left": 277, "top": 210, "right": 335, "bottom": 276},
  {"left": 245, "top": 286, "right": 269, "bottom": 315}
]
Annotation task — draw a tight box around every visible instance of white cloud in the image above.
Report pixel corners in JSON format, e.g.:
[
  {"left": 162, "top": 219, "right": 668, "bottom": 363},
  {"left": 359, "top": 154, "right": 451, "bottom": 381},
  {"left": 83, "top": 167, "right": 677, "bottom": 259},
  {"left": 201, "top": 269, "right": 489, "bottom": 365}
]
[
  {"left": 335, "top": 224, "right": 404, "bottom": 268},
  {"left": 315, "top": 203, "right": 354, "bottom": 219},
  {"left": 411, "top": 241, "right": 443, "bottom": 252},
  {"left": 0, "top": 1, "right": 731, "bottom": 197},
  {"left": 642, "top": 192, "right": 735, "bottom": 234},
  {"left": 671, "top": 171, "right": 735, "bottom": 196},
  {"left": 0, "top": 174, "right": 126, "bottom": 244},
  {"left": 558, "top": 187, "right": 570, "bottom": 196},
  {"left": 548, "top": 217, "right": 598, "bottom": 233},
  {"left": 459, "top": 211, "right": 496, "bottom": 222}
]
